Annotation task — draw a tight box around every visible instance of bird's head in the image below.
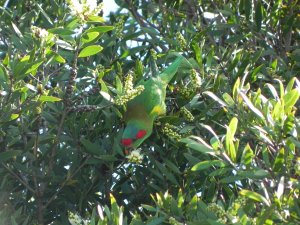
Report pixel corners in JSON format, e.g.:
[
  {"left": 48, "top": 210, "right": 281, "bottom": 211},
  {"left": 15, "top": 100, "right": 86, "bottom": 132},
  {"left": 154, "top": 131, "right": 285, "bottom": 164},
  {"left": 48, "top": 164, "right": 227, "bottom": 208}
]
[{"left": 121, "top": 121, "right": 152, "bottom": 149}]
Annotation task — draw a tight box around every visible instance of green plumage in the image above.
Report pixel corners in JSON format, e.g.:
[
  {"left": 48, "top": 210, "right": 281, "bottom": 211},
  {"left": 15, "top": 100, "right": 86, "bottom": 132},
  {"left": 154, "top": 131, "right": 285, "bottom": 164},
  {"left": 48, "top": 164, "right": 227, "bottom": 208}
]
[{"left": 121, "top": 56, "right": 186, "bottom": 148}]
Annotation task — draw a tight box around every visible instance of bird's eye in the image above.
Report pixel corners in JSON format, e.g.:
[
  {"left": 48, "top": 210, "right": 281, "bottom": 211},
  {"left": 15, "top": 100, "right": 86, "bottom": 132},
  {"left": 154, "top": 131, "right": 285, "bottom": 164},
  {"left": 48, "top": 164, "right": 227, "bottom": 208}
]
[
  {"left": 136, "top": 130, "right": 147, "bottom": 139},
  {"left": 121, "top": 138, "right": 132, "bottom": 146}
]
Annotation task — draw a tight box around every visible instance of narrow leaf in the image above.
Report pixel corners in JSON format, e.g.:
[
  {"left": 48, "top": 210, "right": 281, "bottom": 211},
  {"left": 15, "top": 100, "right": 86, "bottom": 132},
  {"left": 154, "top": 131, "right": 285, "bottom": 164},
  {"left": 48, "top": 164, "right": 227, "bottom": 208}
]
[
  {"left": 255, "top": 0, "right": 263, "bottom": 31},
  {"left": 283, "top": 89, "right": 299, "bottom": 112},
  {"left": 0, "top": 151, "right": 22, "bottom": 164},
  {"left": 48, "top": 27, "right": 75, "bottom": 35},
  {"left": 81, "top": 139, "right": 101, "bottom": 155},
  {"left": 240, "top": 189, "right": 270, "bottom": 206},
  {"left": 203, "top": 91, "right": 227, "bottom": 107},
  {"left": 240, "top": 91, "right": 264, "bottom": 119},
  {"left": 181, "top": 137, "right": 215, "bottom": 155},
  {"left": 39, "top": 95, "right": 61, "bottom": 102},
  {"left": 84, "top": 26, "right": 114, "bottom": 34},
  {"left": 191, "top": 160, "right": 225, "bottom": 171}
]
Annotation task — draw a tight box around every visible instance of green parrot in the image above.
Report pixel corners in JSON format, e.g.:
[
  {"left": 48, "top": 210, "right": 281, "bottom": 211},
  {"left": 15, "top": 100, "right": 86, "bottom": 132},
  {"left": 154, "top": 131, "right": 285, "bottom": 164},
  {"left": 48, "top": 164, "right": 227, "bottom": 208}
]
[{"left": 121, "top": 56, "right": 187, "bottom": 149}]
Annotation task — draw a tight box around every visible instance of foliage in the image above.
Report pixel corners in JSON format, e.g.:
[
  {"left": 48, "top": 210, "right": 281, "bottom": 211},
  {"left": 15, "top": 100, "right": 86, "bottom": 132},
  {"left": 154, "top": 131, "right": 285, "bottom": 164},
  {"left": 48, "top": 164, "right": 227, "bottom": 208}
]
[{"left": 0, "top": 0, "right": 299, "bottom": 224}]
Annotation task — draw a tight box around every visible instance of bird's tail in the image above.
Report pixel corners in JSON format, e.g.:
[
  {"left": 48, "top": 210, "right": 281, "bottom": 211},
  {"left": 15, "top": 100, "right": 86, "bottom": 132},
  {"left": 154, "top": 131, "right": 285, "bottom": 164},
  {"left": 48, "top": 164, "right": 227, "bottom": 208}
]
[{"left": 159, "top": 55, "right": 193, "bottom": 84}]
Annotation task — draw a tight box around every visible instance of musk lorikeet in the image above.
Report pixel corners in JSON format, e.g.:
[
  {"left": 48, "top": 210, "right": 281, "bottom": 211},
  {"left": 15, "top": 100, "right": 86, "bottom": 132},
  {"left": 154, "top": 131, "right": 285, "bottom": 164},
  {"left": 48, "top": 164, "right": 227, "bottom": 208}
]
[{"left": 121, "top": 56, "right": 188, "bottom": 149}]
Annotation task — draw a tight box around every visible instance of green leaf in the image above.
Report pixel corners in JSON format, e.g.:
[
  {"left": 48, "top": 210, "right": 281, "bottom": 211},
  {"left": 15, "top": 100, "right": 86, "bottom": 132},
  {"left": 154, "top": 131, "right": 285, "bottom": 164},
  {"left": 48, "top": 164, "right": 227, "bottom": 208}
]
[
  {"left": 232, "top": 77, "right": 241, "bottom": 100},
  {"left": 191, "top": 42, "right": 203, "bottom": 67},
  {"left": 100, "top": 91, "right": 113, "bottom": 102},
  {"left": 53, "top": 53, "right": 66, "bottom": 63},
  {"left": 25, "top": 60, "right": 44, "bottom": 75},
  {"left": 241, "top": 144, "right": 254, "bottom": 166},
  {"left": 227, "top": 117, "right": 238, "bottom": 141},
  {"left": 222, "top": 92, "right": 235, "bottom": 106},
  {"left": 146, "top": 217, "right": 166, "bottom": 225},
  {"left": 203, "top": 91, "right": 227, "bottom": 107},
  {"left": 80, "top": 139, "right": 101, "bottom": 156},
  {"left": 271, "top": 59, "right": 277, "bottom": 70},
  {"left": 0, "top": 151, "right": 22, "bottom": 164},
  {"left": 238, "top": 169, "right": 269, "bottom": 179},
  {"left": 48, "top": 27, "right": 75, "bottom": 35},
  {"left": 87, "top": 16, "right": 105, "bottom": 23},
  {"left": 11, "top": 22, "right": 23, "bottom": 38},
  {"left": 36, "top": 4, "right": 53, "bottom": 25},
  {"left": 240, "top": 189, "right": 270, "bottom": 206},
  {"left": 286, "top": 77, "right": 296, "bottom": 93},
  {"left": 265, "top": 83, "right": 279, "bottom": 100},
  {"left": 142, "top": 204, "right": 157, "bottom": 212},
  {"left": 191, "top": 160, "right": 225, "bottom": 171},
  {"left": 55, "top": 39, "right": 74, "bottom": 50},
  {"left": 0, "top": 65, "right": 8, "bottom": 82},
  {"left": 164, "top": 159, "right": 181, "bottom": 174},
  {"left": 225, "top": 117, "right": 238, "bottom": 162},
  {"left": 181, "top": 137, "right": 215, "bottom": 155},
  {"left": 81, "top": 32, "right": 100, "bottom": 43},
  {"left": 84, "top": 26, "right": 114, "bottom": 34},
  {"left": 275, "top": 79, "right": 285, "bottom": 99},
  {"left": 39, "top": 95, "right": 61, "bottom": 102},
  {"left": 78, "top": 45, "right": 103, "bottom": 57},
  {"left": 255, "top": 0, "right": 263, "bottom": 31},
  {"left": 273, "top": 148, "right": 285, "bottom": 172},
  {"left": 10, "top": 114, "right": 19, "bottom": 120},
  {"left": 155, "top": 161, "right": 178, "bottom": 185},
  {"left": 251, "top": 64, "right": 264, "bottom": 82},
  {"left": 283, "top": 89, "right": 299, "bottom": 113},
  {"left": 244, "top": 0, "right": 251, "bottom": 20},
  {"left": 239, "top": 92, "right": 265, "bottom": 119}
]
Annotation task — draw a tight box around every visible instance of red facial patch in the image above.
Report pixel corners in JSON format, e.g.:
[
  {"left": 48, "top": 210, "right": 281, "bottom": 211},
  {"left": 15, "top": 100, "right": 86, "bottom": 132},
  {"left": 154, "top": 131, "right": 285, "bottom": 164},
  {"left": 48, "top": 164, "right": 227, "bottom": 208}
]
[
  {"left": 121, "top": 138, "right": 132, "bottom": 146},
  {"left": 136, "top": 130, "right": 147, "bottom": 139}
]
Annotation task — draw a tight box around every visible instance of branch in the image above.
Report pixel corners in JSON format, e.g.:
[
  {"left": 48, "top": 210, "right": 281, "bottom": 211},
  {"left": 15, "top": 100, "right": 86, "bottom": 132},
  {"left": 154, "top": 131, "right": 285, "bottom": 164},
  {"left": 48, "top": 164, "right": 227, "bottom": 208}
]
[
  {"left": 48, "top": 46, "right": 80, "bottom": 173},
  {"left": 2, "top": 163, "right": 35, "bottom": 193},
  {"left": 124, "top": 0, "right": 168, "bottom": 52},
  {"left": 43, "top": 156, "right": 91, "bottom": 209}
]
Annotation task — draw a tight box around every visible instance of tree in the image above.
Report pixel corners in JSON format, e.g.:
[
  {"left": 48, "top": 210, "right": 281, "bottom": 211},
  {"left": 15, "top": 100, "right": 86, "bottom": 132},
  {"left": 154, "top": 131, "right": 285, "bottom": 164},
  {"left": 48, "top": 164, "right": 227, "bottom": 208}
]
[{"left": 0, "top": 0, "right": 299, "bottom": 224}]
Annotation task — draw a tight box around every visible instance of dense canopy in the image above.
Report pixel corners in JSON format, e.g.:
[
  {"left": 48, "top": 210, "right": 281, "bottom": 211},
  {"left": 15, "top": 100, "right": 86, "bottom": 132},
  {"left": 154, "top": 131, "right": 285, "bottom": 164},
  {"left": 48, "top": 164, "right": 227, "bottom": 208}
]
[{"left": 0, "top": 0, "right": 299, "bottom": 224}]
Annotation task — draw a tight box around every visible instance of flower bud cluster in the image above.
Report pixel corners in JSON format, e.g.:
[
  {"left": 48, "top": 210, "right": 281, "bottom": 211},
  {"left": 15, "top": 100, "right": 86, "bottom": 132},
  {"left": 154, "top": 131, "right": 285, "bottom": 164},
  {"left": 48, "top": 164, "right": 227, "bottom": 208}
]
[
  {"left": 190, "top": 69, "right": 201, "bottom": 88},
  {"left": 31, "top": 26, "right": 50, "bottom": 40},
  {"left": 180, "top": 107, "right": 194, "bottom": 122},
  {"left": 66, "top": 0, "right": 103, "bottom": 21},
  {"left": 126, "top": 149, "right": 144, "bottom": 164},
  {"left": 177, "top": 69, "right": 201, "bottom": 99},
  {"left": 150, "top": 49, "right": 157, "bottom": 60},
  {"left": 207, "top": 203, "right": 227, "bottom": 223},
  {"left": 161, "top": 123, "right": 182, "bottom": 141},
  {"left": 168, "top": 216, "right": 183, "bottom": 225},
  {"left": 178, "top": 86, "right": 193, "bottom": 99},
  {"left": 115, "top": 17, "right": 125, "bottom": 39},
  {"left": 68, "top": 211, "right": 86, "bottom": 224},
  {"left": 115, "top": 74, "right": 144, "bottom": 106},
  {"left": 176, "top": 32, "right": 187, "bottom": 50}
]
